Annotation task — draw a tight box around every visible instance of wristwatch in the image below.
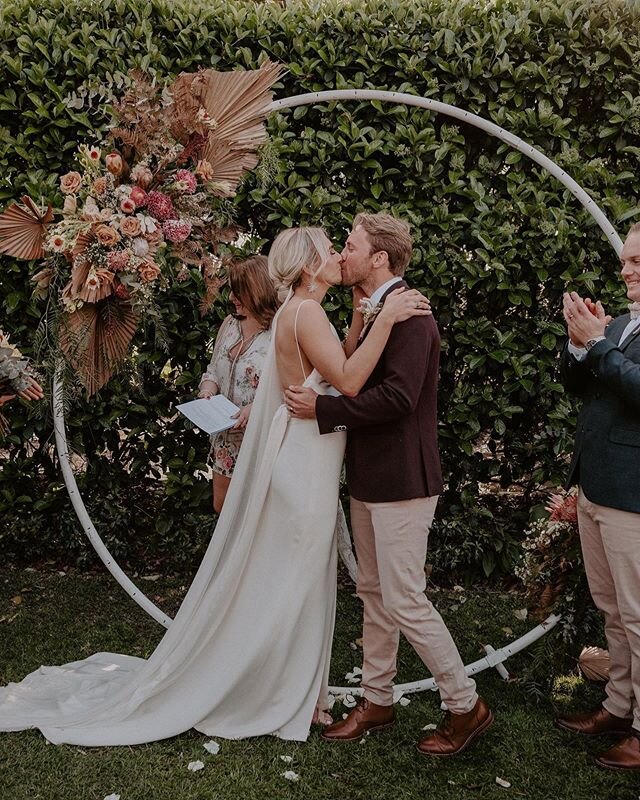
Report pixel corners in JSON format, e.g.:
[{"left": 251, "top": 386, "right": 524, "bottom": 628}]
[{"left": 585, "top": 336, "right": 605, "bottom": 351}]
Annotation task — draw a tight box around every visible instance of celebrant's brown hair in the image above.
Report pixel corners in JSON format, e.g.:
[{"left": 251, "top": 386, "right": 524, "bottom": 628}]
[{"left": 228, "top": 255, "right": 279, "bottom": 329}]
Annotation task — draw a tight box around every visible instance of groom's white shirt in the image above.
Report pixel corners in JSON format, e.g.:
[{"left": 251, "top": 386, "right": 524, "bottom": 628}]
[{"left": 367, "top": 276, "right": 403, "bottom": 307}]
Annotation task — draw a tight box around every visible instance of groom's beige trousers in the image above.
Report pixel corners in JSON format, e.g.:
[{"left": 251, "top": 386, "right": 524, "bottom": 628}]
[
  {"left": 350, "top": 496, "right": 478, "bottom": 713},
  {"left": 577, "top": 488, "right": 640, "bottom": 731}
]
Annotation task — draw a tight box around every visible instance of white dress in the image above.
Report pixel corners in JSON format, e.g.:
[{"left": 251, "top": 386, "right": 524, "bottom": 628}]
[{"left": 0, "top": 295, "right": 346, "bottom": 744}]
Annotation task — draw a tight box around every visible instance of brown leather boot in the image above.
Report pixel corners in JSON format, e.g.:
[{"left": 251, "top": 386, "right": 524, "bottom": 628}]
[
  {"left": 554, "top": 706, "right": 633, "bottom": 737},
  {"left": 321, "top": 698, "right": 395, "bottom": 742},
  {"left": 416, "top": 697, "right": 493, "bottom": 757},
  {"left": 596, "top": 733, "right": 640, "bottom": 770}
]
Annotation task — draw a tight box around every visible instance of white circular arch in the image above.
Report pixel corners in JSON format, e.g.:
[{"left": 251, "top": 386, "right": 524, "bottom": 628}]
[{"left": 53, "top": 89, "right": 620, "bottom": 694}]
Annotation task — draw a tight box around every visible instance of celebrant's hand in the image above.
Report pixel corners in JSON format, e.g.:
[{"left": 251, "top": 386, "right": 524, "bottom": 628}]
[
  {"left": 0, "top": 393, "right": 16, "bottom": 407},
  {"left": 17, "top": 376, "right": 44, "bottom": 402},
  {"left": 284, "top": 386, "right": 319, "bottom": 419},
  {"left": 231, "top": 403, "right": 252, "bottom": 430},
  {"left": 198, "top": 379, "right": 218, "bottom": 400}
]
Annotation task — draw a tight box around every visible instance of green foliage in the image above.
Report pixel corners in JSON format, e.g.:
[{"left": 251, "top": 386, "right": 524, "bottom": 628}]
[{"left": 1, "top": 0, "right": 639, "bottom": 575}]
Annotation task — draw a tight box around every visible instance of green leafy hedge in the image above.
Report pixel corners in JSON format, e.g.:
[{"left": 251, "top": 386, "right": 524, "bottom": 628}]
[{"left": 1, "top": 0, "right": 639, "bottom": 577}]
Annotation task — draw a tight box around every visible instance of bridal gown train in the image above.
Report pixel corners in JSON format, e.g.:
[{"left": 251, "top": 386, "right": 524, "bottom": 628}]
[{"left": 0, "top": 298, "right": 346, "bottom": 744}]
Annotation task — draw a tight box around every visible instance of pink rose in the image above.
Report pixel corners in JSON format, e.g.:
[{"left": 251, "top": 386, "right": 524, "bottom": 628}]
[
  {"left": 138, "top": 260, "right": 161, "bottom": 282},
  {"left": 60, "top": 171, "right": 82, "bottom": 194},
  {"left": 120, "top": 197, "right": 136, "bottom": 214},
  {"left": 95, "top": 224, "right": 121, "bottom": 247},
  {"left": 120, "top": 216, "right": 141, "bottom": 237}
]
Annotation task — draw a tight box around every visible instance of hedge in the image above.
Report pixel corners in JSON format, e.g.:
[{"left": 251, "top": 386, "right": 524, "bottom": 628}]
[{"left": 1, "top": 0, "right": 639, "bottom": 577}]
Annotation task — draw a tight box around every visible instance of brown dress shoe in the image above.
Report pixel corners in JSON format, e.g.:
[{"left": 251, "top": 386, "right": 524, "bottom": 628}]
[
  {"left": 321, "top": 698, "right": 395, "bottom": 742},
  {"left": 416, "top": 696, "right": 493, "bottom": 757},
  {"left": 596, "top": 733, "right": 640, "bottom": 770},
  {"left": 554, "top": 706, "right": 633, "bottom": 737}
]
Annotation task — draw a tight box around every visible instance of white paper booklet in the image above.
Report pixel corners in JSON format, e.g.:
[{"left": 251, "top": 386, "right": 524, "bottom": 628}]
[{"left": 176, "top": 395, "right": 241, "bottom": 435}]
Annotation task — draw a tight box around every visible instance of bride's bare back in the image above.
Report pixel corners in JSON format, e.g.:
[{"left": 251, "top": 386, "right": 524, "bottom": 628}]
[{"left": 275, "top": 298, "right": 323, "bottom": 389}]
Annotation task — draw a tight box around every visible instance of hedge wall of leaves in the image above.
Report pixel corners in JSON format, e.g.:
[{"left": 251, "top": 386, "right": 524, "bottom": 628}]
[{"left": 1, "top": 0, "right": 639, "bottom": 577}]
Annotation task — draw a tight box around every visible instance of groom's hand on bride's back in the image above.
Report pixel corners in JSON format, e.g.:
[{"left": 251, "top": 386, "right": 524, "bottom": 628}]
[{"left": 284, "top": 386, "right": 318, "bottom": 419}]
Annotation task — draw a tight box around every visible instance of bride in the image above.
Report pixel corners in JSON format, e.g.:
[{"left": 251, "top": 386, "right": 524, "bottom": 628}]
[{"left": 0, "top": 226, "right": 429, "bottom": 745}]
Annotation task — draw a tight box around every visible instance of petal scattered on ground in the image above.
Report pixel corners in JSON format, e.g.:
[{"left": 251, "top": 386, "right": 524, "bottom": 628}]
[{"left": 188, "top": 760, "right": 205, "bottom": 772}]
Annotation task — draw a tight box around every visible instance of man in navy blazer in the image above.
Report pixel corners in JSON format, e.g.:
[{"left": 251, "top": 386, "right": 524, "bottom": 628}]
[
  {"left": 555, "top": 223, "right": 640, "bottom": 771},
  {"left": 285, "top": 213, "right": 492, "bottom": 756}
]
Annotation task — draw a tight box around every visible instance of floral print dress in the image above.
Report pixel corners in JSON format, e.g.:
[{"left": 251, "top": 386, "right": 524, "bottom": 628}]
[{"left": 199, "top": 315, "right": 271, "bottom": 477}]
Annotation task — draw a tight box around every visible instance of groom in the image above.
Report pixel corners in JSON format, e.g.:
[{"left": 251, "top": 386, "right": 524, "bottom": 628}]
[{"left": 285, "top": 212, "right": 493, "bottom": 755}]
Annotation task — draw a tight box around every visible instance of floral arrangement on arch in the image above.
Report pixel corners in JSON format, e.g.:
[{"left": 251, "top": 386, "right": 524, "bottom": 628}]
[{"left": 0, "top": 62, "right": 282, "bottom": 395}]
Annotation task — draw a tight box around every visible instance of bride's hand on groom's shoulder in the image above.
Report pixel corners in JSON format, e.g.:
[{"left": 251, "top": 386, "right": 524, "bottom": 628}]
[
  {"left": 380, "top": 288, "right": 432, "bottom": 324},
  {"left": 284, "top": 386, "right": 318, "bottom": 419}
]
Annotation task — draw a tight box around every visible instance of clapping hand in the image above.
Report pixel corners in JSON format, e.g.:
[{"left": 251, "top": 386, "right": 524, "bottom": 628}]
[{"left": 562, "top": 291, "right": 610, "bottom": 347}]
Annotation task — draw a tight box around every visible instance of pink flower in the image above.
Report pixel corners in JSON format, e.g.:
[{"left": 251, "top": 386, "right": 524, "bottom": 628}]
[
  {"left": 60, "top": 171, "right": 82, "bottom": 194},
  {"left": 174, "top": 169, "right": 197, "bottom": 194},
  {"left": 146, "top": 191, "right": 175, "bottom": 222},
  {"left": 88, "top": 146, "right": 101, "bottom": 162},
  {"left": 50, "top": 234, "right": 66, "bottom": 253},
  {"left": 108, "top": 250, "right": 131, "bottom": 272},
  {"left": 120, "top": 197, "right": 136, "bottom": 214},
  {"left": 114, "top": 283, "right": 130, "bottom": 300},
  {"left": 95, "top": 224, "right": 121, "bottom": 247},
  {"left": 106, "top": 152, "right": 123, "bottom": 176},
  {"left": 130, "top": 186, "right": 147, "bottom": 207},
  {"left": 119, "top": 216, "right": 141, "bottom": 237},
  {"left": 162, "top": 219, "right": 192, "bottom": 243},
  {"left": 130, "top": 165, "right": 153, "bottom": 188},
  {"left": 93, "top": 176, "right": 108, "bottom": 196},
  {"left": 138, "top": 260, "right": 161, "bottom": 283}
]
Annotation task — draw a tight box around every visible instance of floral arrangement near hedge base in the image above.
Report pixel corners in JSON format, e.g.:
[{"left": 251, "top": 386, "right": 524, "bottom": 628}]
[
  {"left": 517, "top": 488, "right": 608, "bottom": 684},
  {"left": 0, "top": 63, "right": 281, "bottom": 395}
]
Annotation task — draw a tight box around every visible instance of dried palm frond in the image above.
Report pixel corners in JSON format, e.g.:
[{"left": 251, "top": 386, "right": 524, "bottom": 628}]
[
  {"left": 200, "top": 256, "right": 225, "bottom": 316},
  {"left": 195, "top": 60, "right": 282, "bottom": 148},
  {"left": 200, "top": 141, "right": 261, "bottom": 193},
  {"left": 0, "top": 196, "right": 53, "bottom": 260},
  {"left": 578, "top": 646, "right": 610, "bottom": 683},
  {"left": 58, "top": 300, "right": 138, "bottom": 396}
]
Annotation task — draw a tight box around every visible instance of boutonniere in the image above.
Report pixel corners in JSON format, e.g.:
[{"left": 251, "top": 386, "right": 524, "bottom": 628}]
[{"left": 357, "top": 298, "right": 383, "bottom": 327}]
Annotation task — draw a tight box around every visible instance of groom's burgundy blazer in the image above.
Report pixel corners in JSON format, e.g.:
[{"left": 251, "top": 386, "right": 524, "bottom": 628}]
[{"left": 316, "top": 280, "right": 444, "bottom": 503}]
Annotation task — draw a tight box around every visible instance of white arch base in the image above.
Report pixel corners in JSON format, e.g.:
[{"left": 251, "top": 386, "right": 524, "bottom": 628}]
[
  {"left": 328, "top": 613, "right": 561, "bottom": 699},
  {"left": 53, "top": 87, "right": 619, "bottom": 689}
]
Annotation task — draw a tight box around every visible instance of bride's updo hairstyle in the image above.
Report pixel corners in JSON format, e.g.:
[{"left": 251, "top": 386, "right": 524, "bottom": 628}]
[{"left": 268, "top": 227, "right": 331, "bottom": 302}]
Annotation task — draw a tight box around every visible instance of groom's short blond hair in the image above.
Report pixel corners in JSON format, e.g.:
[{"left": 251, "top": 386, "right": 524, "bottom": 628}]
[{"left": 353, "top": 212, "right": 412, "bottom": 276}]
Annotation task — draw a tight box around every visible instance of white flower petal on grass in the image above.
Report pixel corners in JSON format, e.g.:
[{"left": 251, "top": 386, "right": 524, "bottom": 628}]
[
  {"left": 187, "top": 760, "right": 205, "bottom": 772},
  {"left": 104, "top": 795, "right": 120, "bottom": 800},
  {"left": 282, "top": 770, "right": 300, "bottom": 782},
  {"left": 280, "top": 755, "right": 293, "bottom": 763},
  {"left": 422, "top": 723, "right": 438, "bottom": 731},
  {"left": 399, "top": 696, "right": 410, "bottom": 706},
  {"left": 514, "top": 608, "right": 528, "bottom": 621},
  {"left": 345, "top": 666, "right": 363, "bottom": 684},
  {"left": 203, "top": 740, "right": 220, "bottom": 755},
  {"left": 496, "top": 776, "right": 511, "bottom": 788},
  {"left": 343, "top": 694, "right": 357, "bottom": 708}
]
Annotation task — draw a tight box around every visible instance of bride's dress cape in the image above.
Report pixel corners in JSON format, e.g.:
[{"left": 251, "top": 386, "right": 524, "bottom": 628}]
[{"left": 0, "top": 294, "right": 346, "bottom": 744}]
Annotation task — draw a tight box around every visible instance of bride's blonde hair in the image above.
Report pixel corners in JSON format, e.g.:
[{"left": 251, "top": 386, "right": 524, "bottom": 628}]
[{"left": 268, "top": 227, "right": 331, "bottom": 302}]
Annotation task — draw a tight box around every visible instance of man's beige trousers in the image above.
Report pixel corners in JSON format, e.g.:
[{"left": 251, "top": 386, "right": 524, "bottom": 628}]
[
  {"left": 350, "top": 495, "right": 478, "bottom": 712},
  {"left": 578, "top": 488, "right": 640, "bottom": 731}
]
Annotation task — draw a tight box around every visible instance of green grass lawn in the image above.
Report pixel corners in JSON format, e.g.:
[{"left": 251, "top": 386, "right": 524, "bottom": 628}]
[{"left": 0, "top": 567, "right": 636, "bottom": 800}]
